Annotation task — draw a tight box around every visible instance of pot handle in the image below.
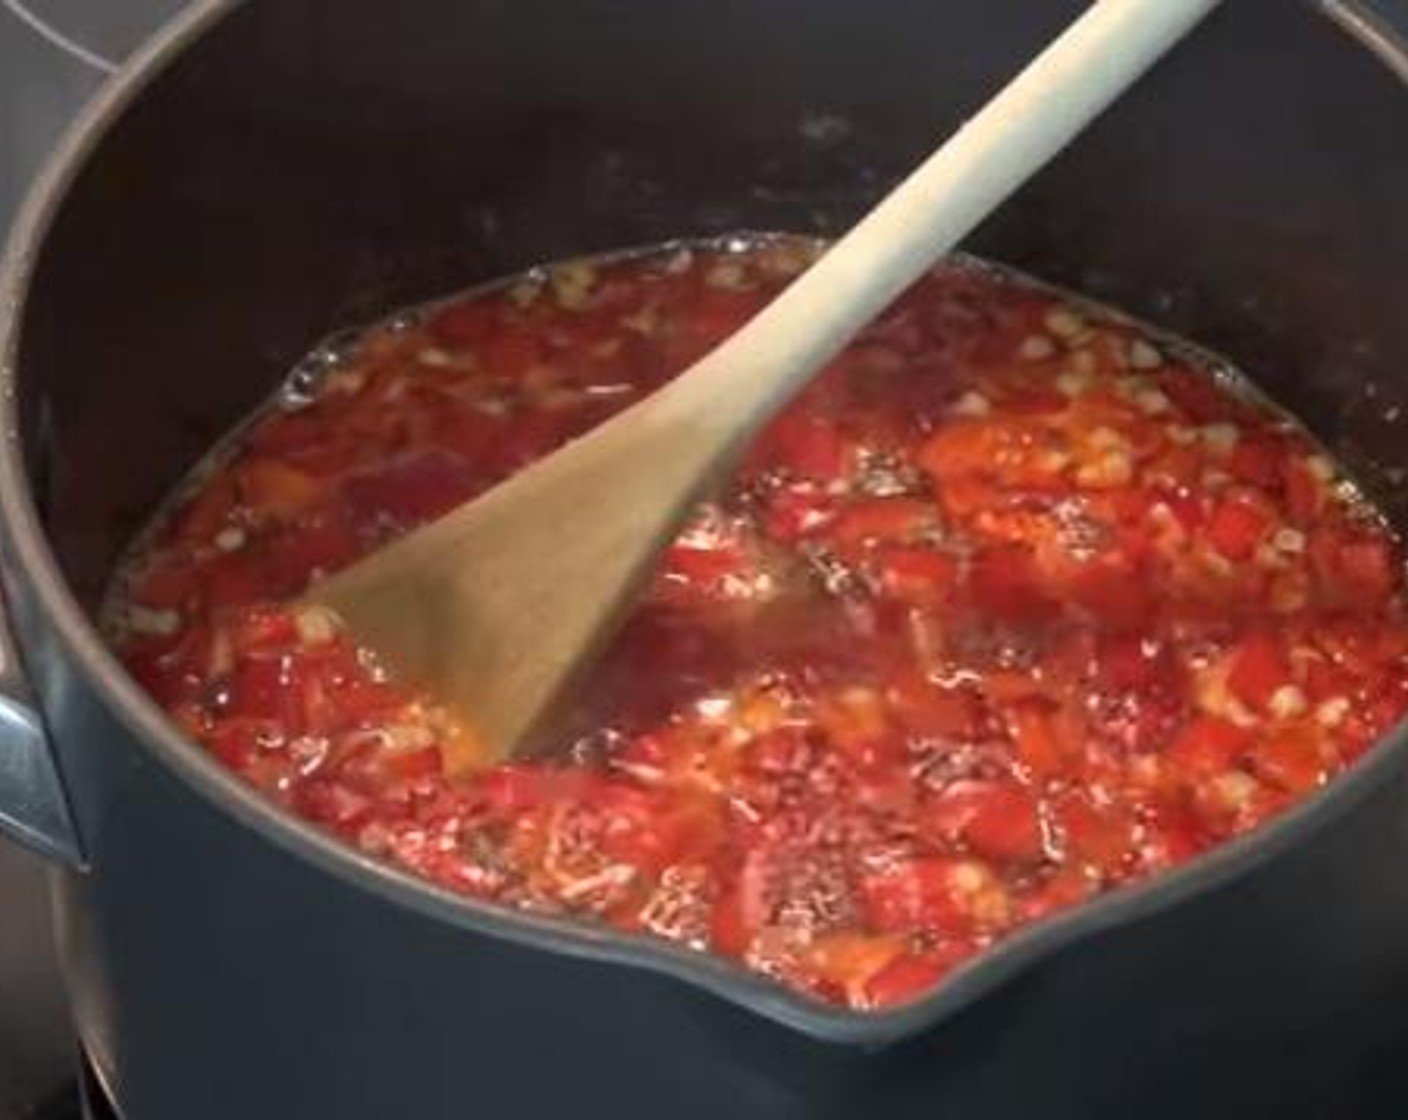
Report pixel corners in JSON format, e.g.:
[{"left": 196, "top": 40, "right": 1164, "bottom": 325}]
[{"left": 0, "top": 586, "right": 83, "bottom": 867}]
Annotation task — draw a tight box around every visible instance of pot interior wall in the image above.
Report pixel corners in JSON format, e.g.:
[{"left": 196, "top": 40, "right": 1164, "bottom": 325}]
[{"left": 16, "top": 0, "right": 1408, "bottom": 607}]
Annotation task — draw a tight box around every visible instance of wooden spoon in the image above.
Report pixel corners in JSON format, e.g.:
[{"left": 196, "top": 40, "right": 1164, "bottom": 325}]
[{"left": 309, "top": 0, "right": 1222, "bottom": 764}]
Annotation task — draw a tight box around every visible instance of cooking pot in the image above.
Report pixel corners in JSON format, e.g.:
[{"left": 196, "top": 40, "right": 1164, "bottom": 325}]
[{"left": 5, "top": 1, "right": 1408, "bottom": 1116}]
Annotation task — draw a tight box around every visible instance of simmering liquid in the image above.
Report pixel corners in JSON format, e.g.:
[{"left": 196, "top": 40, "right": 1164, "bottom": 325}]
[{"left": 105, "top": 236, "right": 1408, "bottom": 1010}]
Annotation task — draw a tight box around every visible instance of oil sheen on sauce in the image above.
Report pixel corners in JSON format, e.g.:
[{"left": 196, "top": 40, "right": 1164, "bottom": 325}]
[{"left": 104, "top": 235, "right": 1408, "bottom": 1011}]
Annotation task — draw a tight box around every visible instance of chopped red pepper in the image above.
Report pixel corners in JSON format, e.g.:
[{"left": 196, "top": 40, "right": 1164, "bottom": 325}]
[
  {"left": 106, "top": 239, "right": 1408, "bottom": 1013},
  {"left": 1208, "top": 495, "right": 1275, "bottom": 561},
  {"left": 1226, "top": 632, "right": 1292, "bottom": 711}
]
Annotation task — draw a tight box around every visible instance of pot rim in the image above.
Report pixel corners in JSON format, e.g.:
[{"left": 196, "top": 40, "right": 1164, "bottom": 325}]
[{"left": 2, "top": 0, "right": 1408, "bottom": 1047}]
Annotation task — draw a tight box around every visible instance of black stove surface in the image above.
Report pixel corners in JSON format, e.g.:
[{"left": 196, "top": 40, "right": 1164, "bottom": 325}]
[{"left": 6, "top": 3, "right": 1408, "bottom": 1117}]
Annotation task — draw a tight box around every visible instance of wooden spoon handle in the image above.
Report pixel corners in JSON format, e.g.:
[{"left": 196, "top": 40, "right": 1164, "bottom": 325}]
[
  {"left": 652, "top": 0, "right": 1222, "bottom": 446},
  {"left": 311, "top": 0, "right": 1223, "bottom": 762}
]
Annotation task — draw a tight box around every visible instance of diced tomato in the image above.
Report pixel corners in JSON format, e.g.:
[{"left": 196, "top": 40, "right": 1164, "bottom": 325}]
[
  {"left": 226, "top": 607, "right": 299, "bottom": 652},
  {"left": 426, "top": 299, "right": 499, "bottom": 347},
  {"left": 294, "top": 777, "right": 376, "bottom": 830},
  {"left": 172, "top": 477, "right": 240, "bottom": 545},
  {"left": 1050, "top": 792, "right": 1135, "bottom": 878},
  {"left": 1063, "top": 552, "right": 1152, "bottom": 627},
  {"left": 201, "top": 550, "right": 273, "bottom": 610},
  {"left": 106, "top": 241, "right": 1408, "bottom": 1014},
  {"left": 1138, "top": 801, "right": 1208, "bottom": 871},
  {"left": 1302, "top": 656, "right": 1354, "bottom": 704},
  {"left": 1007, "top": 699, "right": 1065, "bottom": 779},
  {"left": 123, "top": 644, "right": 184, "bottom": 707},
  {"left": 750, "top": 412, "right": 851, "bottom": 483},
  {"left": 1099, "top": 634, "right": 1161, "bottom": 691},
  {"left": 1310, "top": 529, "right": 1398, "bottom": 607},
  {"left": 1251, "top": 732, "right": 1324, "bottom": 795},
  {"left": 1166, "top": 717, "right": 1251, "bottom": 776},
  {"left": 472, "top": 767, "right": 550, "bottom": 817},
  {"left": 207, "top": 720, "right": 277, "bottom": 771},
  {"left": 1228, "top": 436, "right": 1284, "bottom": 490},
  {"left": 1359, "top": 681, "right": 1408, "bottom": 747},
  {"left": 427, "top": 402, "right": 507, "bottom": 468},
  {"left": 747, "top": 728, "right": 813, "bottom": 776},
  {"left": 824, "top": 498, "right": 937, "bottom": 551},
  {"left": 759, "top": 486, "right": 835, "bottom": 542},
  {"left": 1145, "top": 445, "right": 1202, "bottom": 493},
  {"left": 661, "top": 543, "right": 743, "bottom": 587},
  {"left": 858, "top": 856, "right": 992, "bottom": 935},
  {"left": 265, "top": 506, "right": 363, "bottom": 584},
  {"left": 1090, "top": 635, "right": 1188, "bottom": 752},
  {"left": 237, "top": 459, "right": 324, "bottom": 520},
  {"left": 934, "top": 474, "right": 1001, "bottom": 519},
  {"left": 226, "top": 655, "right": 299, "bottom": 726},
  {"left": 483, "top": 325, "right": 548, "bottom": 377},
  {"left": 979, "top": 670, "right": 1042, "bottom": 704},
  {"left": 283, "top": 434, "right": 364, "bottom": 481},
  {"left": 850, "top": 758, "right": 917, "bottom": 818},
  {"left": 300, "top": 659, "right": 405, "bottom": 734},
  {"left": 1226, "top": 632, "right": 1292, "bottom": 711},
  {"left": 344, "top": 453, "right": 478, "bottom": 528},
  {"left": 710, "top": 845, "right": 776, "bottom": 954},
  {"left": 874, "top": 546, "right": 959, "bottom": 606},
  {"left": 888, "top": 675, "right": 983, "bottom": 739},
  {"left": 937, "top": 418, "right": 1068, "bottom": 496},
  {"left": 969, "top": 545, "right": 1056, "bottom": 623},
  {"left": 1019, "top": 868, "right": 1093, "bottom": 924},
  {"left": 1157, "top": 368, "right": 1249, "bottom": 424},
  {"left": 1207, "top": 495, "right": 1275, "bottom": 561},
  {"left": 803, "top": 933, "right": 908, "bottom": 1000},
  {"left": 250, "top": 412, "right": 339, "bottom": 458},
  {"left": 918, "top": 420, "right": 993, "bottom": 484},
  {"left": 862, "top": 943, "right": 976, "bottom": 1009},
  {"left": 683, "top": 289, "right": 766, "bottom": 349},
  {"left": 1107, "top": 487, "right": 1156, "bottom": 525},
  {"left": 1070, "top": 386, "right": 1142, "bottom": 431},
  {"left": 497, "top": 408, "right": 569, "bottom": 470},
  {"left": 924, "top": 779, "right": 1043, "bottom": 863},
  {"left": 378, "top": 746, "right": 445, "bottom": 784},
  {"left": 132, "top": 557, "right": 197, "bottom": 610},
  {"left": 1283, "top": 457, "right": 1326, "bottom": 523},
  {"left": 594, "top": 791, "right": 705, "bottom": 875},
  {"left": 655, "top": 534, "right": 762, "bottom": 607},
  {"left": 1001, "top": 383, "right": 1068, "bottom": 416}
]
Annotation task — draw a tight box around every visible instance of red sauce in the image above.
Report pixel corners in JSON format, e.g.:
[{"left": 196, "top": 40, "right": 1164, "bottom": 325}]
[{"left": 107, "top": 237, "right": 1408, "bottom": 1010}]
